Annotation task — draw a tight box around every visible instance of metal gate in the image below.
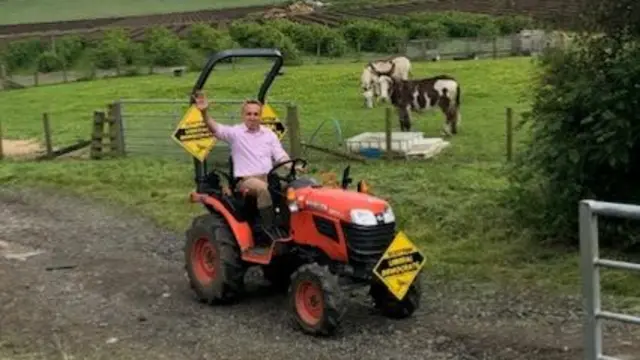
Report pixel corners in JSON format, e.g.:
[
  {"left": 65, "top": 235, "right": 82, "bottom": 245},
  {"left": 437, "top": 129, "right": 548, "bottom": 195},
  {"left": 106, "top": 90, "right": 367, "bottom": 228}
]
[
  {"left": 115, "top": 98, "right": 291, "bottom": 164},
  {"left": 580, "top": 200, "right": 640, "bottom": 360}
]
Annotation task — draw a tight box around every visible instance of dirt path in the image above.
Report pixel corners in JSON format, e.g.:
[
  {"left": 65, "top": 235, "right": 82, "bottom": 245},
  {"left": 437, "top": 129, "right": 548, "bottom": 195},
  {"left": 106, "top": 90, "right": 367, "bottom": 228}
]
[{"left": 0, "top": 187, "right": 638, "bottom": 360}]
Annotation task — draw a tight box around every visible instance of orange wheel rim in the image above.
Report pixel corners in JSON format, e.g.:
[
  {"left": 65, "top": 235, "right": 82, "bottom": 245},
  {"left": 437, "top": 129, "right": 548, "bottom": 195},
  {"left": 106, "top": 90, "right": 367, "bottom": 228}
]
[
  {"left": 295, "top": 280, "right": 323, "bottom": 325},
  {"left": 192, "top": 237, "right": 217, "bottom": 284}
]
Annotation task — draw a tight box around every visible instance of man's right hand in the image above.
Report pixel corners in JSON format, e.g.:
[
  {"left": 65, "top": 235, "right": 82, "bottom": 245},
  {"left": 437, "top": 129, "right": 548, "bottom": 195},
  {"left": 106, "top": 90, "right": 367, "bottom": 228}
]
[
  {"left": 193, "top": 90, "right": 218, "bottom": 135},
  {"left": 193, "top": 90, "right": 209, "bottom": 112}
]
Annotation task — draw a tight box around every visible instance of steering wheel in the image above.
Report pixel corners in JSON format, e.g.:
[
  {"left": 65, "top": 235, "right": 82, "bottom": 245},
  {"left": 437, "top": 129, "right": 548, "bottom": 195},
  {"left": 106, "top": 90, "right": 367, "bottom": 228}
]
[{"left": 268, "top": 158, "right": 308, "bottom": 184}]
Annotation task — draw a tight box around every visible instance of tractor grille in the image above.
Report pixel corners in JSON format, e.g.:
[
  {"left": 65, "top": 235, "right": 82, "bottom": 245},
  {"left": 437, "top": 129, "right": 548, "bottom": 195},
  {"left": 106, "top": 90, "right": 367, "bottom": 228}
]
[{"left": 341, "top": 221, "right": 396, "bottom": 271}]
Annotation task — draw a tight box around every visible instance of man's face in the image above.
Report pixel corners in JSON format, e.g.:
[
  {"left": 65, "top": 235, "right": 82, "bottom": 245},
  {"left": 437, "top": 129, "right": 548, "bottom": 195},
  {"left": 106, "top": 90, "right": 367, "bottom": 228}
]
[{"left": 243, "top": 103, "right": 262, "bottom": 130}]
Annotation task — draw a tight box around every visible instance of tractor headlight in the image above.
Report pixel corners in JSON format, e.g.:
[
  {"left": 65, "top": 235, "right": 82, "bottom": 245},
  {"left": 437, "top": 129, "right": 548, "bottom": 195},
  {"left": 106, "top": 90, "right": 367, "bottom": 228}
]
[
  {"left": 350, "top": 209, "right": 378, "bottom": 226},
  {"left": 382, "top": 206, "right": 395, "bottom": 223}
]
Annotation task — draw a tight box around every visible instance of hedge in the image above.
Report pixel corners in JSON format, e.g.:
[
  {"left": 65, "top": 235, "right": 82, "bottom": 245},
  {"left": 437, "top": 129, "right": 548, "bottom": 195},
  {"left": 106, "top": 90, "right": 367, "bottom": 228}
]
[
  {"left": 505, "top": 0, "right": 640, "bottom": 251},
  {"left": 0, "top": 11, "right": 540, "bottom": 73}
]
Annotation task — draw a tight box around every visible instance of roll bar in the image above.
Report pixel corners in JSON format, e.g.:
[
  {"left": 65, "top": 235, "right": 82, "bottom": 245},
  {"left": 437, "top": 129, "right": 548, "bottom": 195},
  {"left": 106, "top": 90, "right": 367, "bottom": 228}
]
[
  {"left": 190, "top": 48, "right": 284, "bottom": 192},
  {"left": 191, "top": 48, "right": 284, "bottom": 103}
]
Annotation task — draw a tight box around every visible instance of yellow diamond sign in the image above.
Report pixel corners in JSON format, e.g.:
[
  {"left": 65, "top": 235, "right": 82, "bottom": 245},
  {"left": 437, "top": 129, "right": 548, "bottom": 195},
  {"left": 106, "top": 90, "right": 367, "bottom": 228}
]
[
  {"left": 171, "top": 105, "right": 216, "bottom": 162},
  {"left": 261, "top": 103, "right": 286, "bottom": 141},
  {"left": 373, "top": 231, "right": 426, "bottom": 300}
]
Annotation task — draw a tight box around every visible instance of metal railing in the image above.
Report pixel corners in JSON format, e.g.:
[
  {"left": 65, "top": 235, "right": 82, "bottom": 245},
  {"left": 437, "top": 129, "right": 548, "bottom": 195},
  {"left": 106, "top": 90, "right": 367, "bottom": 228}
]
[{"left": 579, "top": 200, "right": 640, "bottom": 360}]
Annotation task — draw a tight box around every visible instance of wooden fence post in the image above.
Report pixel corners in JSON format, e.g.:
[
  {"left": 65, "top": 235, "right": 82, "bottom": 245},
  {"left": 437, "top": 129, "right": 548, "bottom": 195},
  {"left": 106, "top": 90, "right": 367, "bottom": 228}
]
[
  {"left": 0, "top": 119, "right": 4, "bottom": 160},
  {"left": 506, "top": 107, "right": 513, "bottom": 161},
  {"left": 42, "top": 112, "right": 53, "bottom": 158},
  {"left": 385, "top": 107, "right": 392, "bottom": 159},
  {"left": 286, "top": 104, "right": 302, "bottom": 159},
  {"left": 112, "top": 101, "right": 126, "bottom": 156},
  {"left": 90, "top": 111, "right": 106, "bottom": 159}
]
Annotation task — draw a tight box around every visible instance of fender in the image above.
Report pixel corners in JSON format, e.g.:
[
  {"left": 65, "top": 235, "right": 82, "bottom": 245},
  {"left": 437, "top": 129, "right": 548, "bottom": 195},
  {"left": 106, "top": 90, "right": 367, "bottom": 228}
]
[{"left": 190, "top": 192, "right": 255, "bottom": 251}]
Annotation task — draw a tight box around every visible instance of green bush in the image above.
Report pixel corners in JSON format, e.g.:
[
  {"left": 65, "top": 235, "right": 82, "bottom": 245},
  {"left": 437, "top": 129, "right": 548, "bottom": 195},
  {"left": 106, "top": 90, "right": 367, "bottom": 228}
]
[
  {"left": 186, "top": 23, "right": 237, "bottom": 54},
  {"left": 265, "top": 19, "right": 348, "bottom": 57},
  {"left": 0, "top": 10, "right": 554, "bottom": 74},
  {"left": 142, "top": 26, "right": 190, "bottom": 67},
  {"left": 52, "top": 35, "right": 86, "bottom": 67},
  {"left": 89, "top": 28, "right": 143, "bottom": 70},
  {"left": 1, "top": 38, "right": 44, "bottom": 71},
  {"left": 36, "top": 50, "right": 64, "bottom": 72},
  {"left": 494, "top": 15, "right": 536, "bottom": 34},
  {"left": 411, "top": 12, "right": 501, "bottom": 38},
  {"left": 506, "top": 31, "right": 640, "bottom": 249},
  {"left": 228, "top": 21, "right": 302, "bottom": 65},
  {"left": 380, "top": 11, "right": 524, "bottom": 40},
  {"left": 340, "top": 19, "right": 407, "bottom": 53},
  {"left": 381, "top": 14, "right": 448, "bottom": 40}
]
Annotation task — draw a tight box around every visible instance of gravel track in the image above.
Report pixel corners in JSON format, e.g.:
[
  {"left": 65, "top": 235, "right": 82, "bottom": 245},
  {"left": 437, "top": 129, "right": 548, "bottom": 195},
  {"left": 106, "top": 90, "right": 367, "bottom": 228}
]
[{"left": 0, "top": 187, "right": 638, "bottom": 360}]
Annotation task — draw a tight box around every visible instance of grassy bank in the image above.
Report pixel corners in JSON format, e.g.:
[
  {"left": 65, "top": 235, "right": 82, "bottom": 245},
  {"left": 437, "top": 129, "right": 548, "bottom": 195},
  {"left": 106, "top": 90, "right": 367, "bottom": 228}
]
[{"left": 1, "top": 56, "right": 638, "bottom": 303}]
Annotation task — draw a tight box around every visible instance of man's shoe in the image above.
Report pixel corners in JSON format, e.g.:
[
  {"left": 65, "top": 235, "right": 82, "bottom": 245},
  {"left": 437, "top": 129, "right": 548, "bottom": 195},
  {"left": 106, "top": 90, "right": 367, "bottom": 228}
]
[{"left": 257, "top": 207, "right": 287, "bottom": 241}]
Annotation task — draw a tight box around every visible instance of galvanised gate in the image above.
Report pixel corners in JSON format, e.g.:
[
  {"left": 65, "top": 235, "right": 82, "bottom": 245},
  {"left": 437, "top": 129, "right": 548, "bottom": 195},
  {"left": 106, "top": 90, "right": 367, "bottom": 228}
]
[{"left": 580, "top": 200, "right": 640, "bottom": 360}]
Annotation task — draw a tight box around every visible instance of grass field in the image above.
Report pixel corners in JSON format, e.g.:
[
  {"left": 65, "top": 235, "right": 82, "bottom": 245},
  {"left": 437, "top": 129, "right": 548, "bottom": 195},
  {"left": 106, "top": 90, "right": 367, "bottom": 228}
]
[
  {"left": 1, "top": 56, "right": 639, "bottom": 304},
  {"left": 0, "top": 0, "right": 289, "bottom": 25}
]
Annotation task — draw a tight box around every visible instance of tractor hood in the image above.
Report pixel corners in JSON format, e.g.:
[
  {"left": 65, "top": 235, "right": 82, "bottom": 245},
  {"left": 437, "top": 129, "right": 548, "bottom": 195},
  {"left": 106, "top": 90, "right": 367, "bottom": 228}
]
[{"left": 294, "top": 187, "right": 394, "bottom": 224}]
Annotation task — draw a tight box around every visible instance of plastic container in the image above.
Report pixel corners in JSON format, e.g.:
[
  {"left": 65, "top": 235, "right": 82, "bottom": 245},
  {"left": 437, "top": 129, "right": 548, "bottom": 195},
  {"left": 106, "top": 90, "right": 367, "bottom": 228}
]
[{"left": 359, "top": 147, "right": 382, "bottom": 158}]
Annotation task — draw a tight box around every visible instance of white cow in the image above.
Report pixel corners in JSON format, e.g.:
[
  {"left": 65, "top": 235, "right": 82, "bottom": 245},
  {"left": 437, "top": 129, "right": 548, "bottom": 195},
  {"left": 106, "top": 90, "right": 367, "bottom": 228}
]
[{"left": 360, "top": 55, "right": 412, "bottom": 108}]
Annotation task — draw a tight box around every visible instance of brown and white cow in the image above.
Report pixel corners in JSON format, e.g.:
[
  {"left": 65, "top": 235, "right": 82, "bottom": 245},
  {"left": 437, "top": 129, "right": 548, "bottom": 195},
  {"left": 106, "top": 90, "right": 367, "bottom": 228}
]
[{"left": 378, "top": 74, "right": 461, "bottom": 136}]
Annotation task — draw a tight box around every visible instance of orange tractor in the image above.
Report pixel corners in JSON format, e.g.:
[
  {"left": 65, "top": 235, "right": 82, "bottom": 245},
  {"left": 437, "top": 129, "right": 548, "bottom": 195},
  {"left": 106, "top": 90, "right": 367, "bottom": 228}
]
[{"left": 182, "top": 49, "right": 425, "bottom": 336}]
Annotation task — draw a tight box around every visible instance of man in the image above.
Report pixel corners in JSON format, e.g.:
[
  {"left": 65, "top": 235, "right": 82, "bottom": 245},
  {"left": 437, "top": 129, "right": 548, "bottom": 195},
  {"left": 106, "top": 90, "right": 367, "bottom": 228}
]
[{"left": 193, "top": 90, "right": 301, "bottom": 238}]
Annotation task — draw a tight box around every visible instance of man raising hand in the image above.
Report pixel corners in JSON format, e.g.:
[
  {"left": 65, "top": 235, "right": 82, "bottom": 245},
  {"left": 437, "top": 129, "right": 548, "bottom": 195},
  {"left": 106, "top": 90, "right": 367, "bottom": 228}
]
[{"left": 193, "top": 90, "right": 298, "bottom": 239}]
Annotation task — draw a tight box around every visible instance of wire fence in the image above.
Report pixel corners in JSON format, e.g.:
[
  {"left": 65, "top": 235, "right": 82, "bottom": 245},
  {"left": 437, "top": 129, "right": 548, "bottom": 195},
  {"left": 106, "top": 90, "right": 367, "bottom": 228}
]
[
  {"left": 1, "top": 30, "right": 570, "bottom": 90},
  {"left": 0, "top": 94, "right": 372, "bottom": 165},
  {"left": 0, "top": 111, "right": 91, "bottom": 161},
  {"left": 405, "top": 30, "right": 568, "bottom": 60},
  {"left": 115, "top": 98, "right": 298, "bottom": 165}
]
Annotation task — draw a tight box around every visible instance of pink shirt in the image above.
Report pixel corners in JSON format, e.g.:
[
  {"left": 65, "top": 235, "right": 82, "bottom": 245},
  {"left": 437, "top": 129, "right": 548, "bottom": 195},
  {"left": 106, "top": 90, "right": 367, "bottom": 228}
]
[{"left": 214, "top": 122, "right": 289, "bottom": 177}]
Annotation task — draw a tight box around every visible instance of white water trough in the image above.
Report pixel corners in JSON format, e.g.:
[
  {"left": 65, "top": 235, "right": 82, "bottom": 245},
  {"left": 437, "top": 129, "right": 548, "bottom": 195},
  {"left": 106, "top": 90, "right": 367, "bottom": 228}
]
[{"left": 345, "top": 131, "right": 450, "bottom": 159}]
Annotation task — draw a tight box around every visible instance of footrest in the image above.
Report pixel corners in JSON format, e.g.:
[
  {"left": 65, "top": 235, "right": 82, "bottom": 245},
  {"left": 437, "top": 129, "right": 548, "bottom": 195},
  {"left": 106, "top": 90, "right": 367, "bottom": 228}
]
[
  {"left": 241, "top": 244, "right": 273, "bottom": 265},
  {"left": 245, "top": 245, "right": 270, "bottom": 257}
]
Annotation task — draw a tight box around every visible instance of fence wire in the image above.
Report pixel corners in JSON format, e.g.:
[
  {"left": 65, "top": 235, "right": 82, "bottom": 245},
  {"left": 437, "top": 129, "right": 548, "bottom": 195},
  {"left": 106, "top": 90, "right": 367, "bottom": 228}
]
[
  {"left": 0, "top": 111, "right": 90, "bottom": 161},
  {"left": 117, "top": 98, "right": 294, "bottom": 167}
]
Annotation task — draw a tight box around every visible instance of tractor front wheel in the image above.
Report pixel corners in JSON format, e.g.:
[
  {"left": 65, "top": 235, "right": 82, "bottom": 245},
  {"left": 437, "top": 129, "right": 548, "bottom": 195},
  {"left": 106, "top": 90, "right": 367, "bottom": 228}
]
[
  {"left": 184, "top": 213, "right": 245, "bottom": 304},
  {"left": 288, "top": 263, "right": 346, "bottom": 336},
  {"left": 369, "top": 275, "right": 422, "bottom": 319}
]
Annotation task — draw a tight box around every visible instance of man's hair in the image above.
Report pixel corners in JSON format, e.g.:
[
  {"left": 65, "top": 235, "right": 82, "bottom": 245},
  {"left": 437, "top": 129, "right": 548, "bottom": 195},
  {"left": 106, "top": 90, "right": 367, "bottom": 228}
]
[
  {"left": 242, "top": 99, "right": 262, "bottom": 108},
  {"left": 241, "top": 99, "right": 263, "bottom": 117}
]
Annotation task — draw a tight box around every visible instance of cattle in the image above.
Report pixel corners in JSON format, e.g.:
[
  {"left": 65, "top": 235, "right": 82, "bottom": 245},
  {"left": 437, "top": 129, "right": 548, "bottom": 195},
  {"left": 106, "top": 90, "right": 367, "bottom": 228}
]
[
  {"left": 378, "top": 74, "right": 462, "bottom": 136},
  {"left": 360, "top": 55, "right": 412, "bottom": 108}
]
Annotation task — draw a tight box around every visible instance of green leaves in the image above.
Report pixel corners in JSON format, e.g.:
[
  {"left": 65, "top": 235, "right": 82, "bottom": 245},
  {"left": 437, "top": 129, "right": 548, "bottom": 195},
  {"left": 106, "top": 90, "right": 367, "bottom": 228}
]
[{"left": 508, "top": 29, "right": 640, "bottom": 250}]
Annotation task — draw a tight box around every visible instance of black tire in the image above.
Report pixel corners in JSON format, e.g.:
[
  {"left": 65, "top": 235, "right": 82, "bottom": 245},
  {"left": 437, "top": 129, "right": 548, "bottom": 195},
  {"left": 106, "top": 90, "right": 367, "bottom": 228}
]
[
  {"left": 184, "top": 213, "right": 246, "bottom": 304},
  {"left": 288, "top": 263, "right": 346, "bottom": 336},
  {"left": 369, "top": 274, "right": 422, "bottom": 319}
]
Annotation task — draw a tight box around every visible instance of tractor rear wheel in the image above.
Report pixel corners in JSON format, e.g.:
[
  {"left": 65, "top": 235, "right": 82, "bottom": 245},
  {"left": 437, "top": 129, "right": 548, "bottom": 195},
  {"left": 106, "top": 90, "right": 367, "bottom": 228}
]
[
  {"left": 369, "top": 275, "right": 422, "bottom": 319},
  {"left": 288, "top": 263, "right": 346, "bottom": 336},
  {"left": 184, "top": 213, "right": 245, "bottom": 304}
]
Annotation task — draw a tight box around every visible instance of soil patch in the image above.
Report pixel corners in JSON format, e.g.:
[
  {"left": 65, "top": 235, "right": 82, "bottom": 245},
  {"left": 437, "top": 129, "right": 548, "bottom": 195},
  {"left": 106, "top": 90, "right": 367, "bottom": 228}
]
[{"left": 1, "top": 138, "right": 44, "bottom": 158}]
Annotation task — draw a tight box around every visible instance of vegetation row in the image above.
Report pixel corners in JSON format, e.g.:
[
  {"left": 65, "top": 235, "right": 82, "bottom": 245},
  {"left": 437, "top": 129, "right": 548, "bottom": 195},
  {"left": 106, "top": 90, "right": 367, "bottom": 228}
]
[{"left": 0, "top": 11, "right": 538, "bottom": 74}]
